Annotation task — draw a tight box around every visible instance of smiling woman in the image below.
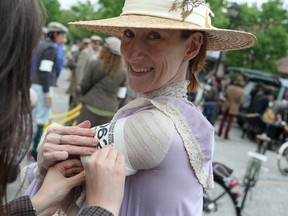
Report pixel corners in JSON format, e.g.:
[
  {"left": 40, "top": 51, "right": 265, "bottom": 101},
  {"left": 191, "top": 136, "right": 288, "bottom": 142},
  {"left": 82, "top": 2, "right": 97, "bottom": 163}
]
[
  {"left": 120, "top": 29, "right": 204, "bottom": 93},
  {"left": 26, "top": 0, "right": 257, "bottom": 216}
]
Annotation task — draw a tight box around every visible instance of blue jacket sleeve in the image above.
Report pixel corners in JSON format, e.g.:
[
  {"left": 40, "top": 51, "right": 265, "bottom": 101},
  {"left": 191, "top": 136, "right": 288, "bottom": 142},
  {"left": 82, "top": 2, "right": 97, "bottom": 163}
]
[{"left": 55, "top": 44, "right": 65, "bottom": 79}]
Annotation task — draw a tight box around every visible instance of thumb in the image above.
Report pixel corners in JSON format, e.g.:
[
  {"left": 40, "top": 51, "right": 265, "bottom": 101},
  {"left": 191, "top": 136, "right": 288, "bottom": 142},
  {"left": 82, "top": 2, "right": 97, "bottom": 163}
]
[
  {"left": 77, "top": 120, "right": 91, "bottom": 128},
  {"left": 66, "top": 171, "right": 85, "bottom": 189}
]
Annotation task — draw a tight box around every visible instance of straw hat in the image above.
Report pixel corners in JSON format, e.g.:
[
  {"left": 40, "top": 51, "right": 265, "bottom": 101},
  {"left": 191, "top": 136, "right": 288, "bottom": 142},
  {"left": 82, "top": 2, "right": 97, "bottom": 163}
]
[{"left": 69, "top": 0, "right": 257, "bottom": 51}]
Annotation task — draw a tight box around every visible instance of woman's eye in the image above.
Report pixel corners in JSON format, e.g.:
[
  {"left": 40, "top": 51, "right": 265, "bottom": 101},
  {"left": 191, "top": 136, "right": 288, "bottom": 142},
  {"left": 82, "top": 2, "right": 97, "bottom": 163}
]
[
  {"left": 123, "top": 30, "right": 134, "bottom": 38},
  {"left": 149, "top": 32, "right": 161, "bottom": 40}
]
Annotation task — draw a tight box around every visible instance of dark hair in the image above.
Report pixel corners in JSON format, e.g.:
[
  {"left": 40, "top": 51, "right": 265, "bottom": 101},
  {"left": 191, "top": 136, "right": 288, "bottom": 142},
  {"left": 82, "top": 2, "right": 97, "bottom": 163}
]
[
  {"left": 47, "top": 31, "right": 62, "bottom": 41},
  {"left": 180, "top": 30, "right": 207, "bottom": 93},
  {"left": 0, "top": 0, "right": 43, "bottom": 211}
]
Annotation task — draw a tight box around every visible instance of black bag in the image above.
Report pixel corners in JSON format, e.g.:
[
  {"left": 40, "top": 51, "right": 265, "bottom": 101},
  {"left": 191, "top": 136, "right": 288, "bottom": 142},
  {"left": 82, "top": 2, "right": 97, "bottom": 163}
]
[{"left": 212, "top": 162, "right": 233, "bottom": 181}]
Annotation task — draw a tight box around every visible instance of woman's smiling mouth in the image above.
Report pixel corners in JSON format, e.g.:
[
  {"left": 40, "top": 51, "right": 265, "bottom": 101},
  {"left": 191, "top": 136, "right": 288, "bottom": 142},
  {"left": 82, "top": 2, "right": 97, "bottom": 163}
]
[{"left": 131, "top": 66, "right": 153, "bottom": 73}]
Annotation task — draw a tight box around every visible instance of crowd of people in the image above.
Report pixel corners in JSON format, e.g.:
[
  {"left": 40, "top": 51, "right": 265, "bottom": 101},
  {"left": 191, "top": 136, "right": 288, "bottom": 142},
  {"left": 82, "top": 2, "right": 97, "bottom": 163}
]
[
  {"left": 199, "top": 71, "right": 288, "bottom": 148},
  {"left": 29, "top": 24, "right": 130, "bottom": 160}
]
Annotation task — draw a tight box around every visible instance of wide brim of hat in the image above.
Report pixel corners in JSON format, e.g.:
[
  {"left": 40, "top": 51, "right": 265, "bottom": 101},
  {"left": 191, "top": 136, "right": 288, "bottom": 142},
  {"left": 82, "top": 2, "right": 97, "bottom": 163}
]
[{"left": 69, "top": 15, "right": 257, "bottom": 51}]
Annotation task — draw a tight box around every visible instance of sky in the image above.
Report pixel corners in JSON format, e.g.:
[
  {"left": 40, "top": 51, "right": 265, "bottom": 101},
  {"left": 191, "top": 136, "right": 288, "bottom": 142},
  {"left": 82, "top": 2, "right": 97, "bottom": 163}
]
[
  {"left": 58, "top": 0, "right": 288, "bottom": 10},
  {"left": 58, "top": 0, "right": 98, "bottom": 10}
]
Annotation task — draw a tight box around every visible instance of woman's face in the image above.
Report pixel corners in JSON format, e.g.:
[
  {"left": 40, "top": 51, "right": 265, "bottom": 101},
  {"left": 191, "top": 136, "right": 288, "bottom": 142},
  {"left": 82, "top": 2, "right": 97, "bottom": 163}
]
[
  {"left": 121, "top": 28, "right": 201, "bottom": 93},
  {"left": 55, "top": 32, "right": 66, "bottom": 44}
]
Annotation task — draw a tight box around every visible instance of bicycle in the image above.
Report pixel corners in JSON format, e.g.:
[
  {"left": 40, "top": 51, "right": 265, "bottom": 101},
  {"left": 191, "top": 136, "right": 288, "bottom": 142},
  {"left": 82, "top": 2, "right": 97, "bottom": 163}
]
[
  {"left": 203, "top": 134, "right": 269, "bottom": 216},
  {"left": 277, "top": 141, "right": 288, "bottom": 175},
  {"left": 203, "top": 162, "right": 241, "bottom": 216}
]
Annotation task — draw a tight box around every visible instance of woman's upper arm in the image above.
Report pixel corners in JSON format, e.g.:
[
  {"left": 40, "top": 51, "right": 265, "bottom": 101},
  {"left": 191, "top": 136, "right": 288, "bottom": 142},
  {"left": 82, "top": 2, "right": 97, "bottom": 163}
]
[
  {"left": 114, "top": 109, "right": 174, "bottom": 171},
  {"left": 91, "top": 109, "right": 174, "bottom": 175}
]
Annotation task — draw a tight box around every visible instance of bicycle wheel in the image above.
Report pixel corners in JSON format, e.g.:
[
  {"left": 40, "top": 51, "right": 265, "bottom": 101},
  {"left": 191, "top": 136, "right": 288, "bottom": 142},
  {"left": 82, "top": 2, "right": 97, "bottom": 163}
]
[
  {"left": 277, "top": 144, "right": 288, "bottom": 175},
  {"left": 203, "top": 178, "right": 239, "bottom": 216}
]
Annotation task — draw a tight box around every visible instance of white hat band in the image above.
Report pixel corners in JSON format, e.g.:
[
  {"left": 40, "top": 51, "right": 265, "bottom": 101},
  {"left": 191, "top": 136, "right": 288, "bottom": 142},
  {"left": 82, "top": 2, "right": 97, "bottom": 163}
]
[{"left": 121, "top": 0, "right": 214, "bottom": 28}]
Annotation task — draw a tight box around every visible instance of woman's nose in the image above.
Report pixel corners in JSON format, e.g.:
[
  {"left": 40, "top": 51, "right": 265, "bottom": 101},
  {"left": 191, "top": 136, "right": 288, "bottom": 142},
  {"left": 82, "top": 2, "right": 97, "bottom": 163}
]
[{"left": 124, "top": 39, "right": 146, "bottom": 63}]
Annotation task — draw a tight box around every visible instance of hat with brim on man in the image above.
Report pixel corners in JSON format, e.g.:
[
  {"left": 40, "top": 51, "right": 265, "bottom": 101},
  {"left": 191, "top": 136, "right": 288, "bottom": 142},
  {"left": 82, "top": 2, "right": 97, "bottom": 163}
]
[
  {"left": 91, "top": 35, "right": 102, "bottom": 41},
  {"left": 104, "top": 37, "right": 121, "bottom": 56},
  {"left": 69, "top": 0, "right": 257, "bottom": 51},
  {"left": 82, "top": 38, "right": 91, "bottom": 44},
  {"left": 48, "top": 22, "right": 69, "bottom": 33}
]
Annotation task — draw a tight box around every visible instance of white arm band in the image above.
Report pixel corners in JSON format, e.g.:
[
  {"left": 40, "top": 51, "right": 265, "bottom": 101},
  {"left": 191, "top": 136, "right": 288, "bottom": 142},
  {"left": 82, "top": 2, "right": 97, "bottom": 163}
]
[{"left": 81, "top": 109, "right": 174, "bottom": 176}]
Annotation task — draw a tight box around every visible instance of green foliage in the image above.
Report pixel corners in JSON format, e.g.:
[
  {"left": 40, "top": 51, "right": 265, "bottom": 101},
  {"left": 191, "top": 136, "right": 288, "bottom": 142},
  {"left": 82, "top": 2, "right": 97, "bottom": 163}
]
[
  {"left": 208, "top": 0, "right": 230, "bottom": 28},
  {"left": 224, "top": 0, "right": 288, "bottom": 73},
  {"left": 55, "top": 0, "right": 125, "bottom": 41},
  {"left": 97, "top": 0, "right": 125, "bottom": 18},
  {"left": 41, "top": 0, "right": 62, "bottom": 24},
  {"left": 63, "top": 1, "right": 101, "bottom": 40}
]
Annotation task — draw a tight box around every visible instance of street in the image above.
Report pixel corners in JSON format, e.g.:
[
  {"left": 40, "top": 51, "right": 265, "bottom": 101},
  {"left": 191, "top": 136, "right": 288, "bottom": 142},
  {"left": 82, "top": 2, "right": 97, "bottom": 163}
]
[{"left": 7, "top": 68, "right": 288, "bottom": 215}]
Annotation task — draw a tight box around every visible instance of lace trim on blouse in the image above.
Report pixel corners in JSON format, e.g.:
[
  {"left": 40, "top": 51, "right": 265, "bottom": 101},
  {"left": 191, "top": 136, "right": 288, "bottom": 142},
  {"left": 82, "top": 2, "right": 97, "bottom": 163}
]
[
  {"left": 150, "top": 99, "right": 213, "bottom": 190},
  {"left": 139, "top": 80, "right": 189, "bottom": 99}
]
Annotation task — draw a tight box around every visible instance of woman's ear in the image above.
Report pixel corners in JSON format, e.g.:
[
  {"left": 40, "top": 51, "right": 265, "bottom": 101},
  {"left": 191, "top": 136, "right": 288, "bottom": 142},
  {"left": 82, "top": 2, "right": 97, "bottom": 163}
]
[{"left": 183, "top": 32, "right": 203, "bottom": 61}]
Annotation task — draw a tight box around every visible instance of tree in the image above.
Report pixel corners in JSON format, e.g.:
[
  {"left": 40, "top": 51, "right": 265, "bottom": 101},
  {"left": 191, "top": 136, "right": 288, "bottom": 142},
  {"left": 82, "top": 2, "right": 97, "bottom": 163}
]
[
  {"left": 224, "top": 0, "right": 288, "bottom": 73},
  {"left": 59, "top": 0, "right": 125, "bottom": 42},
  {"left": 97, "top": 0, "right": 125, "bottom": 18},
  {"left": 63, "top": 0, "right": 101, "bottom": 41},
  {"left": 208, "top": 0, "right": 230, "bottom": 28},
  {"left": 41, "top": 0, "right": 62, "bottom": 25}
]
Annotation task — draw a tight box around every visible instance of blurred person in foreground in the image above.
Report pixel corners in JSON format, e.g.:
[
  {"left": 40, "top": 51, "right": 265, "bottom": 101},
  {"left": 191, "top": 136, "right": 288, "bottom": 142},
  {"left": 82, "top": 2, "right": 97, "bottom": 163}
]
[{"left": 0, "top": 0, "right": 126, "bottom": 215}]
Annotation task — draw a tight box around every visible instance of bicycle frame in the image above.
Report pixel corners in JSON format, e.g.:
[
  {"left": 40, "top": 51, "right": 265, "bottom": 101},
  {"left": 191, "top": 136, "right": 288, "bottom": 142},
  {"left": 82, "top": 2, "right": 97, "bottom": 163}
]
[
  {"left": 278, "top": 141, "right": 288, "bottom": 175},
  {"left": 204, "top": 137, "right": 269, "bottom": 216},
  {"left": 240, "top": 151, "right": 267, "bottom": 211}
]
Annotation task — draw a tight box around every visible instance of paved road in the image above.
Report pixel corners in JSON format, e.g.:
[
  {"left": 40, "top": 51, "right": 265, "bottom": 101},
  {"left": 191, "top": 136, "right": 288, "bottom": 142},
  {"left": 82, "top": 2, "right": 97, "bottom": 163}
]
[{"left": 7, "top": 68, "right": 288, "bottom": 215}]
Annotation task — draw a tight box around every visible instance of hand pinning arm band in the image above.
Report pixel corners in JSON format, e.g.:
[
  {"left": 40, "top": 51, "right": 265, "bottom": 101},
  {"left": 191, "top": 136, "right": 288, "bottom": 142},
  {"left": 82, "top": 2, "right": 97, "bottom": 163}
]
[{"left": 81, "top": 109, "right": 174, "bottom": 176}]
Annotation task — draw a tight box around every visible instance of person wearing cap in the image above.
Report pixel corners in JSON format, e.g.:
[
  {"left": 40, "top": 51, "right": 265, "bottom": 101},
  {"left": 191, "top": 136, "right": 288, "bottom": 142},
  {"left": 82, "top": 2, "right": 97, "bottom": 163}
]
[
  {"left": 29, "top": 0, "right": 257, "bottom": 215},
  {"left": 30, "top": 22, "right": 68, "bottom": 161},
  {"left": 90, "top": 35, "right": 102, "bottom": 59},
  {"left": 47, "top": 22, "right": 69, "bottom": 80},
  {"left": 41, "top": 27, "right": 48, "bottom": 40},
  {"left": 76, "top": 37, "right": 127, "bottom": 126}
]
